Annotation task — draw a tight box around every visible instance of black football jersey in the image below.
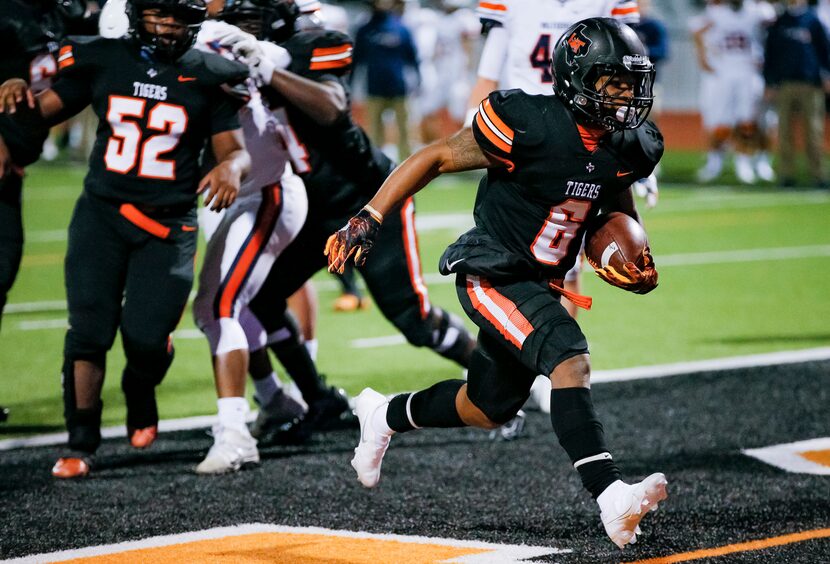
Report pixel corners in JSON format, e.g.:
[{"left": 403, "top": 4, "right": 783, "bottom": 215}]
[
  {"left": 50, "top": 36, "right": 248, "bottom": 207},
  {"left": 441, "top": 89, "right": 663, "bottom": 281},
  {"left": 277, "top": 29, "right": 394, "bottom": 214},
  {"left": 0, "top": 0, "right": 97, "bottom": 91}
]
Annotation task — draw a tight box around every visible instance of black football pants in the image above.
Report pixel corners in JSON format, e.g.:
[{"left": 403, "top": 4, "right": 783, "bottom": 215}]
[
  {"left": 250, "top": 198, "right": 464, "bottom": 360},
  {"left": 0, "top": 172, "right": 23, "bottom": 331},
  {"left": 62, "top": 193, "right": 197, "bottom": 453}
]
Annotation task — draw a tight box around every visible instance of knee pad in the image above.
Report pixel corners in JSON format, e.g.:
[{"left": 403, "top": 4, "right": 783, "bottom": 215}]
[
  {"left": 427, "top": 308, "right": 475, "bottom": 368},
  {"left": 200, "top": 317, "right": 250, "bottom": 356}
]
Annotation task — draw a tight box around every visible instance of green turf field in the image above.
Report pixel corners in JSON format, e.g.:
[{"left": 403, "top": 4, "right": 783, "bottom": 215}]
[{"left": 2, "top": 158, "right": 829, "bottom": 430}]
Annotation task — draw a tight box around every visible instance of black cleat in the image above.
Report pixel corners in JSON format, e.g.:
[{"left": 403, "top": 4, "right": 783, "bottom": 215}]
[
  {"left": 307, "top": 386, "right": 358, "bottom": 431},
  {"left": 0, "top": 406, "right": 8, "bottom": 423}
]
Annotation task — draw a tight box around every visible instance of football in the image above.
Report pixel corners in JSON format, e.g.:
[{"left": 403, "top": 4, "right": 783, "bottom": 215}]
[{"left": 584, "top": 212, "right": 649, "bottom": 273}]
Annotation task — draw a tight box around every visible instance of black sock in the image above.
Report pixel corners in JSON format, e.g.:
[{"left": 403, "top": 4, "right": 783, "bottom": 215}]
[
  {"left": 430, "top": 309, "right": 476, "bottom": 368},
  {"left": 268, "top": 314, "right": 326, "bottom": 403},
  {"left": 550, "top": 387, "right": 621, "bottom": 499},
  {"left": 386, "top": 379, "right": 466, "bottom": 432}
]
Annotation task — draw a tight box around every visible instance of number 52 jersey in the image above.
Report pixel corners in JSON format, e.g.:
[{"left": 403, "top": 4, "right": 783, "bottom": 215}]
[
  {"left": 51, "top": 36, "right": 248, "bottom": 207},
  {"left": 440, "top": 90, "right": 662, "bottom": 281}
]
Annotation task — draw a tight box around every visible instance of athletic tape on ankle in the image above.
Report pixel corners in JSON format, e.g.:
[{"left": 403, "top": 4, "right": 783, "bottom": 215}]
[
  {"left": 405, "top": 394, "right": 421, "bottom": 429},
  {"left": 573, "top": 452, "right": 612, "bottom": 469}
]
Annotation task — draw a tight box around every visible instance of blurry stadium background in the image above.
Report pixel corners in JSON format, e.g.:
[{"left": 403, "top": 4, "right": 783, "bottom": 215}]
[{"left": 1, "top": 0, "right": 829, "bottom": 562}]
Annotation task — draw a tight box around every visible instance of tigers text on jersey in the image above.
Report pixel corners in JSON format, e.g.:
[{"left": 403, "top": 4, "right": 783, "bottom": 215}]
[
  {"left": 689, "top": 1, "right": 775, "bottom": 75},
  {"left": 51, "top": 36, "right": 248, "bottom": 207},
  {"left": 476, "top": 0, "right": 639, "bottom": 94},
  {"left": 441, "top": 89, "right": 662, "bottom": 281}
]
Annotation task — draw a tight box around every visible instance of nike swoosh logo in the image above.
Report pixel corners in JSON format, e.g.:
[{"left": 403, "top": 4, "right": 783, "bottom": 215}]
[
  {"left": 445, "top": 258, "right": 465, "bottom": 271},
  {"left": 177, "top": 75, "right": 197, "bottom": 82},
  {"left": 617, "top": 170, "right": 634, "bottom": 177}
]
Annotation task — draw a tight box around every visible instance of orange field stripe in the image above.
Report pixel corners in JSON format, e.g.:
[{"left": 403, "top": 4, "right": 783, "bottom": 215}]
[{"left": 627, "top": 528, "right": 830, "bottom": 564}]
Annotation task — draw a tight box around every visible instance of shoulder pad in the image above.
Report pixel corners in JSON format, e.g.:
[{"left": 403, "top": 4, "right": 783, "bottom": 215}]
[
  {"left": 488, "top": 89, "right": 546, "bottom": 145},
  {"left": 56, "top": 36, "right": 113, "bottom": 72},
  {"left": 614, "top": 120, "right": 664, "bottom": 177},
  {"left": 285, "top": 29, "right": 353, "bottom": 78}
]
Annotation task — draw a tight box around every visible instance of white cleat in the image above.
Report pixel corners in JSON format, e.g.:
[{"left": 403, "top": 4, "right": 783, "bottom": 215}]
[
  {"left": 755, "top": 158, "right": 776, "bottom": 183},
  {"left": 351, "top": 388, "right": 391, "bottom": 488},
  {"left": 195, "top": 425, "right": 260, "bottom": 475},
  {"left": 597, "top": 473, "right": 668, "bottom": 549},
  {"left": 735, "top": 155, "right": 757, "bottom": 185}
]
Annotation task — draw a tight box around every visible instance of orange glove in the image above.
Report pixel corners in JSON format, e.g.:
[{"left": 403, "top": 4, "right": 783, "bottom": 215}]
[
  {"left": 325, "top": 208, "right": 382, "bottom": 274},
  {"left": 595, "top": 247, "right": 659, "bottom": 295}
]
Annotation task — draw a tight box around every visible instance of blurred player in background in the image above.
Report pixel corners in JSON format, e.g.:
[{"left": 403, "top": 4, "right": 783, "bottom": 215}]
[
  {"left": 691, "top": 0, "right": 776, "bottom": 184},
  {"left": 353, "top": 0, "right": 420, "bottom": 161},
  {"left": 0, "top": 0, "right": 251, "bottom": 478},
  {"left": 327, "top": 18, "right": 667, "bottom": 550},
  {"left": 405, "top": 0, "right": 479, "bottom": 145},
  {"left": 0, "top": 0, "right": 99, "bottom": 423}
]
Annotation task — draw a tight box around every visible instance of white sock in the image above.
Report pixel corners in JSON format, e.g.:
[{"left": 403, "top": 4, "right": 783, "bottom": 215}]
[
  {"left": 253, "top": 372, "right": 281, "bottom": 406},
  {"left": 706, "top": 151, "right": 723, "bottom": 170},
  {"left": 304, "top": 338, "right": 319, "bottom": 362},
  {"left": 371, "top": 402, "right": 394, "bottom": 439},
  {"left": 217, "top": 397, "right": 250, "bottom": 433}
]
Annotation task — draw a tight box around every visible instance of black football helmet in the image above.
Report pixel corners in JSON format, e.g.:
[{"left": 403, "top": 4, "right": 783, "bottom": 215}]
[
  {"left": 220, "top": 0, "right": 300, "bottom": 43},
  {"left": 128, "top": 0, "right": 207, "bottom": 61},
  {"left": 551, "top": 17, "right": 654, "bottom": 131}
]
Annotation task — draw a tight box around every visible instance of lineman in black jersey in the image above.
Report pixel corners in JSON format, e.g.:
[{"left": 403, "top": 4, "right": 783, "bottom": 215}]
[
  {"left": 327, "top": 18, "right": 667, "bottom": 549},
  {"left": 214, "top": 0, "right": 476, "bottom": 437},
  {"left": 0, "top": 0, "right": 251, "bottom": 478},
  {"left": 0, "top": 0, "right": 97, "bottom": 329}
]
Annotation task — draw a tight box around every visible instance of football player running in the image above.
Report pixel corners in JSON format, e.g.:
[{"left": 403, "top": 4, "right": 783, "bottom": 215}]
[
  {"left": 206, "top": 0, "right": 479, "bottom": 440},
  {"left": 327, "top": 18, "right": 667, "bottom": 549},
  {"left": 0, "top": 0, "right": 251, "bottom": 478},
  {"left": 467, "top": 0, "right": 647, "bottom": 414}
]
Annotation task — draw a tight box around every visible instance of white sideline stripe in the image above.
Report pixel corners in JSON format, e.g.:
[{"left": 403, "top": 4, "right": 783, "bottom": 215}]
[
  {"left": 351, "top": 334, "right": 408, "bottom": 348},
  {"left": 2, "top": 523, "right": 568, "bottom": 563},
  {"left": 3, "top": 348, "right": 828, "bottom": 452},
  {"left": 591, "top": 347, "right": 830, "bottom": 384},
  {"left": 4, "top": 300, "right": 66, "bottom": 314}
]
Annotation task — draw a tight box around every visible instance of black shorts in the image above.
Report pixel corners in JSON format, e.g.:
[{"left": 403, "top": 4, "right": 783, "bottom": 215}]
[{"left": 456, "top": 274, "right": 588, "bottom": 418}]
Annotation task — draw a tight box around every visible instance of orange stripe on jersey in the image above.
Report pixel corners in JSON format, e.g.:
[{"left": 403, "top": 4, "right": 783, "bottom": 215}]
[
  {"left": 611, "top": 6, "right": 639, "bottom": 15},
  {"left": 309, "top": 58, "right": 352, "bottom": 70},
  {"left": 466, "top": 276, "right": 533, "bottom": 349},
  {"left": 311, "top": 45, "right": 352, "bottom": 57},
  {"left": 482, "top": 98, "right": 514, "bottom": 142},
  {"left": 475, "top": 112, "right": 511, "bottom": 154},
  {"left": 58, "top": 57, "right": 75, "bottom": 70},
  {"left": 217, "top": 185, "right": 281, "bottom": 319},
  {"left": 59, "top": 45, "right": 73, "bottom": 56},
  {"left": 400, "top": 198, "right": 430, "bottom": 319},
  {"left": 478, "top": 2, "right": 507, "bottom": 11},
  {"left": 119, "top": 204, "right": 171, "bottom": 239}
]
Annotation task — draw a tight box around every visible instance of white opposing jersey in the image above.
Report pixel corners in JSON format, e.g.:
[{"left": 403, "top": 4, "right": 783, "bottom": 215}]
[
  {"left": 476, "top": 0, "right": 639, "bottom": 94},
  {"left": 689, "top": 1, "right": 775, "bottom": 75},
  {"left": 196, "top": 20, "right": 292, "bottom": 200}
]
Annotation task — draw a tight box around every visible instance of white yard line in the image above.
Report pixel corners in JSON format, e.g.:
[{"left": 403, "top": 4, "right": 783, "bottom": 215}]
[{"left": 2, "top": 347, "right": 828, "bottom": 452}]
